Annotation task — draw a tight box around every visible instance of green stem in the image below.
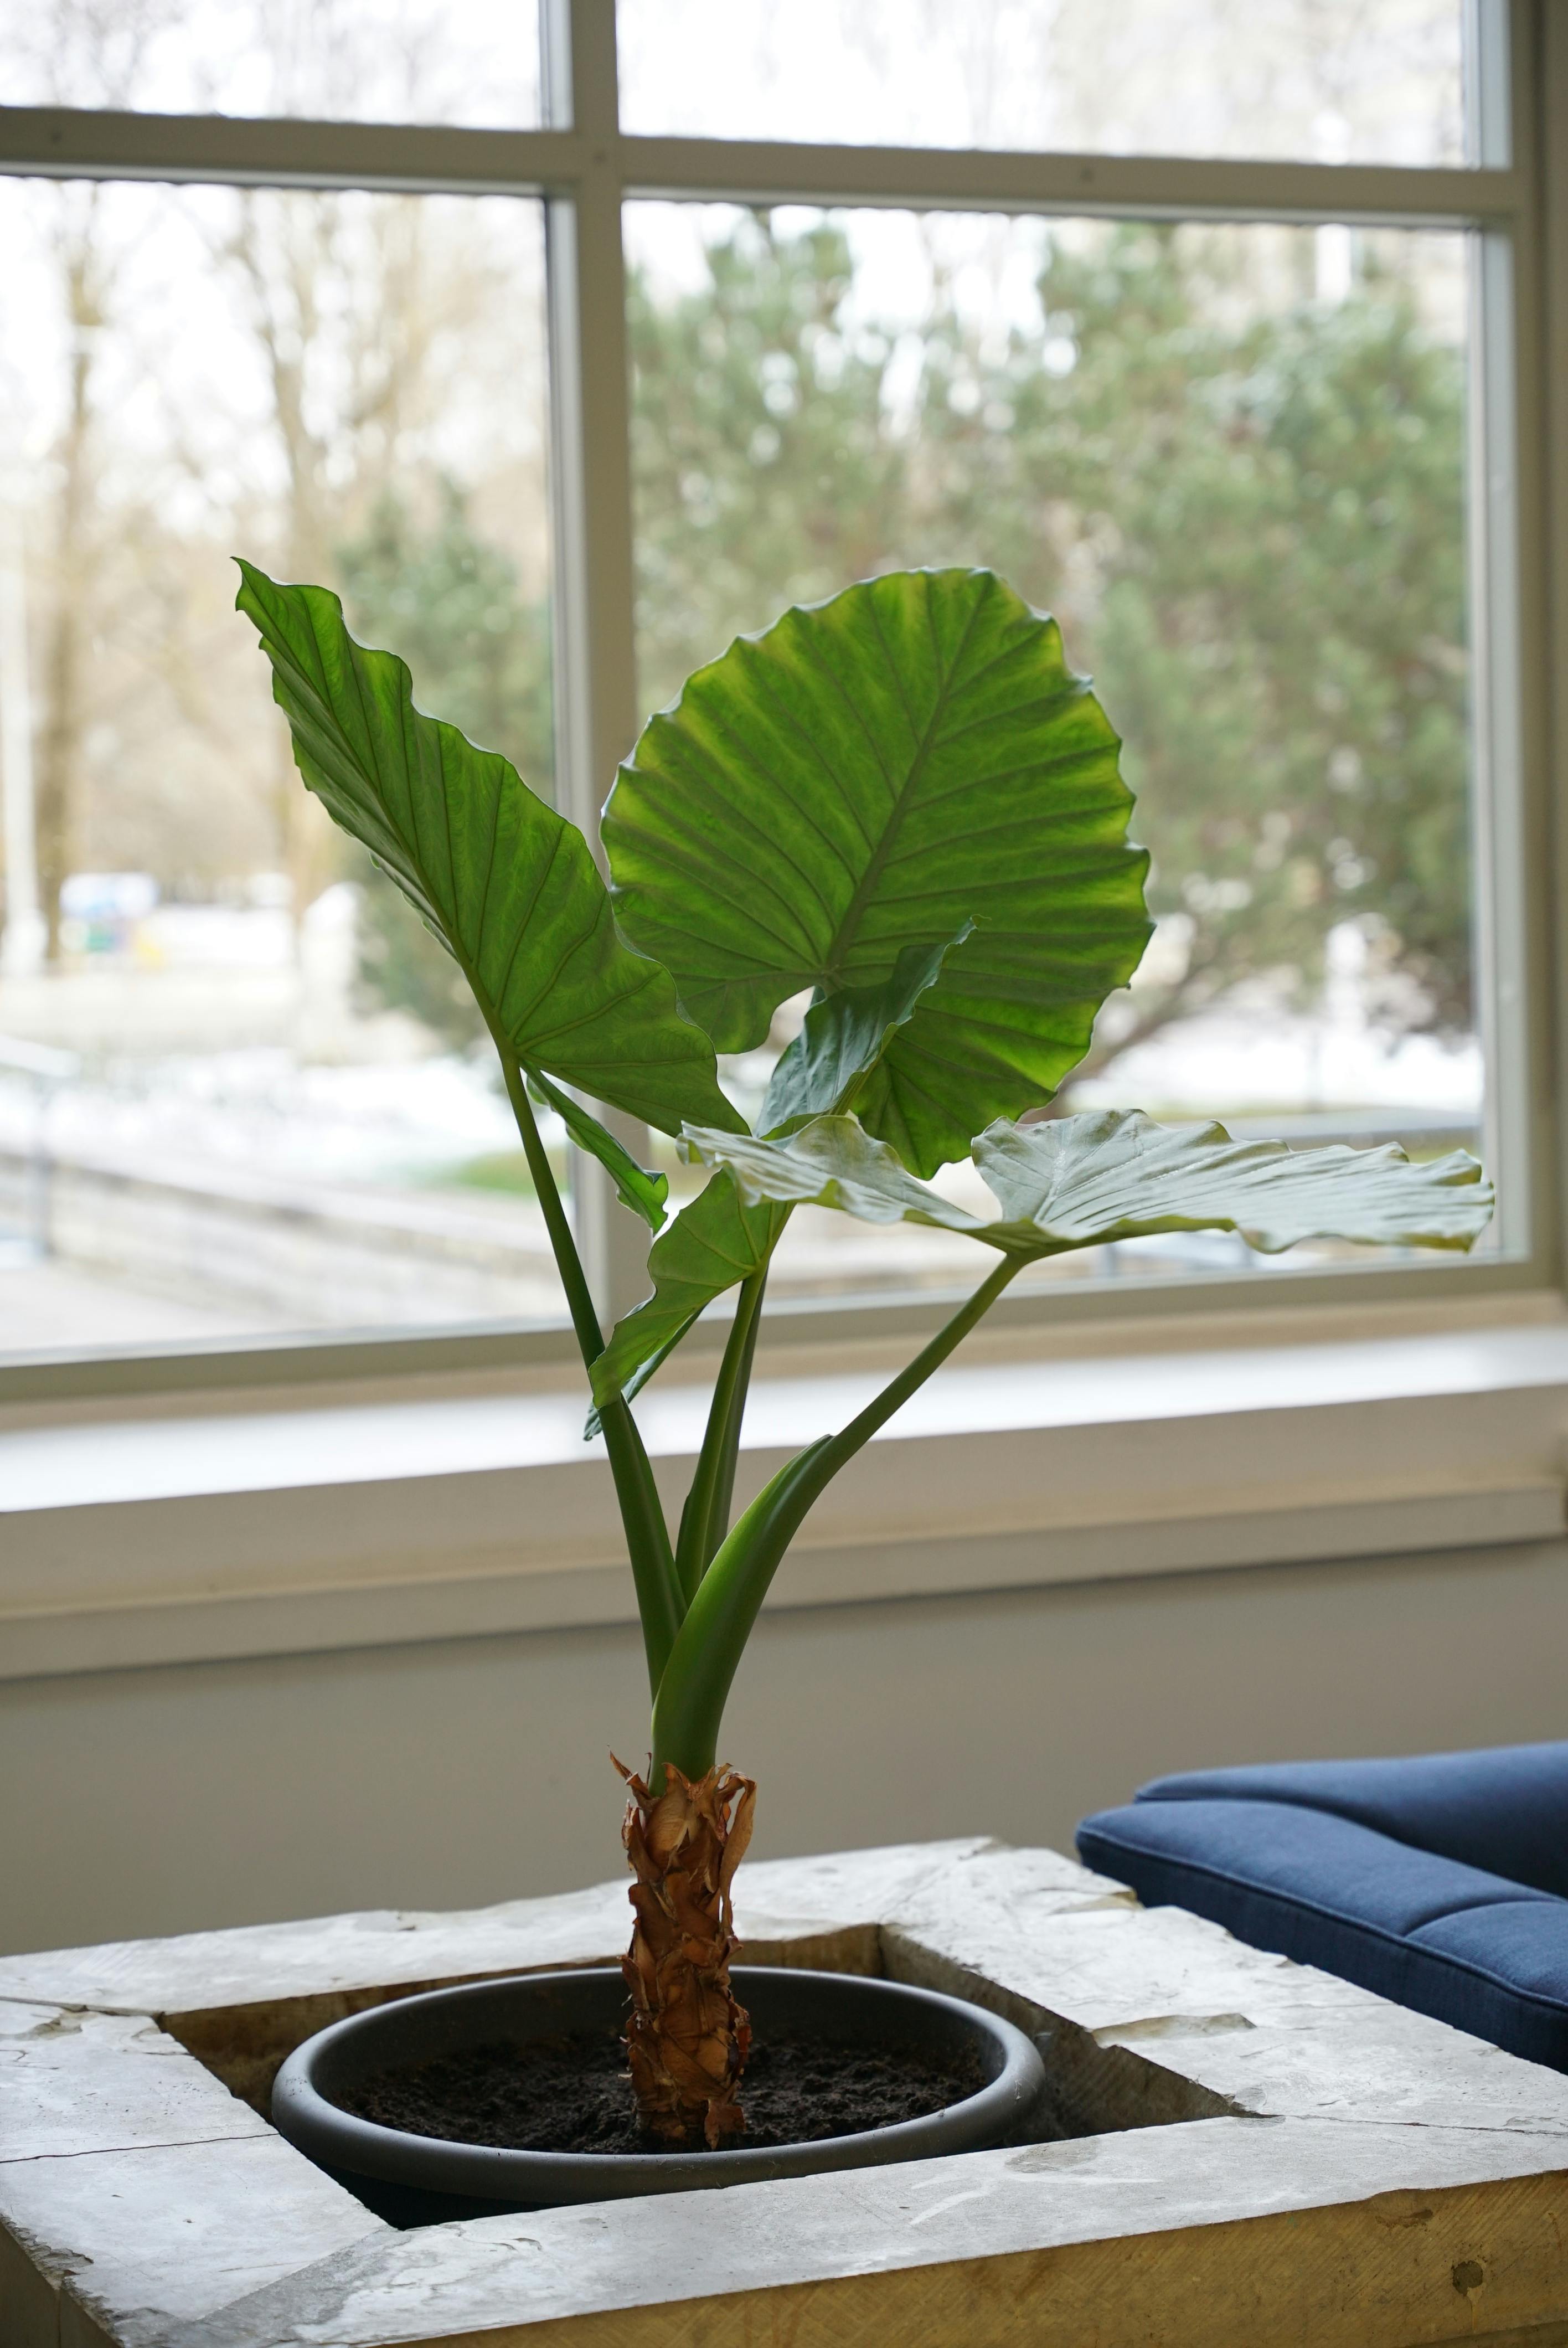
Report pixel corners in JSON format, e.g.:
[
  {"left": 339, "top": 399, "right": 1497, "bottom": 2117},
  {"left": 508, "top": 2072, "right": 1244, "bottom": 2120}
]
[
  {"left": 496, "top": 1048, "right": 605, "bottom": 1364},
  {"left": 494, "top": 1043, "right": 684, "bottom": 1694},
  {"left": 815, "top": 1252, "right": 1023, "bottom": 1473},
  {"left": 651, "top": 1251, "right": 1026, "bottom": 1783},
  {"left": 675, "top": 1268, "right": 767, "bottom": 1604}
]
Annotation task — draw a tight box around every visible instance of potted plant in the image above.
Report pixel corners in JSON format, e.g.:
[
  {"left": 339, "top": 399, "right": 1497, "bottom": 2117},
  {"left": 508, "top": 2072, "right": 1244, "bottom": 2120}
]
[{"left": 239, "top": 562, "right": 1492, "bottom": 2208}]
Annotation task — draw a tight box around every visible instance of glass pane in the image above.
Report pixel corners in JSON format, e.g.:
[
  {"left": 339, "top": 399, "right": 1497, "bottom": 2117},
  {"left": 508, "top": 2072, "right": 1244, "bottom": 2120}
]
[
  {"left": 627, "top": 202, "right": 1484, "bottom": 1302},
  {"left": 0, "top": 182, "right": 562, "bottom": 1357},
  {"left": 618, "top": 1, "right": 1466, "bottom": 167},
  {"left": 2, "top": 0, "right": 540, "bottom": 128}
]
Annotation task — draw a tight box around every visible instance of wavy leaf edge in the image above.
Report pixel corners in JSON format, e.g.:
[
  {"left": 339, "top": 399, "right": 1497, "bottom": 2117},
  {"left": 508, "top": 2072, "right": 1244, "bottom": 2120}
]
[{"left": 682, "top": 1107, "right": 1495, "bottom": 1259}]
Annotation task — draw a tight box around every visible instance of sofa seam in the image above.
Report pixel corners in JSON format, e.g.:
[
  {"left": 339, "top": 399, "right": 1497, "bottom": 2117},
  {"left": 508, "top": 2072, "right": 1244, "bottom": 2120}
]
[{"left": 1131, "top": 1779, "right": 1568, "bottom": 1902}]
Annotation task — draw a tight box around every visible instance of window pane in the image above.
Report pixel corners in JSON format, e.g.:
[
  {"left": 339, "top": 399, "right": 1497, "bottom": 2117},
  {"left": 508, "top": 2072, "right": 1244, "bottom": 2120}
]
[
  {"left": 0, "top": 182, "right": 563, "bottom": 1358},
  {"left": 618, "top": 0, "right": 1466, "bottom": 167},
  {"left": 2, "top": 0, "right": 540, "bottom": 128},
  {"left": 627, "top": 202, "right": 1484, "bottom": 1302}
]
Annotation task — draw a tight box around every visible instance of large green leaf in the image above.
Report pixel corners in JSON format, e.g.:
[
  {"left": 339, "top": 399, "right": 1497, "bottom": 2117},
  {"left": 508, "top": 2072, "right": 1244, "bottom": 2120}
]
[
  {"left": 604, "top": 567, "right": 1152, "bottom": 1176},
  {"left": 685, "top": 1109, "right": 1494, "bottom": 1258},
  {"left": 236, "top": 563, "right": 741, "bottom": 1142}
]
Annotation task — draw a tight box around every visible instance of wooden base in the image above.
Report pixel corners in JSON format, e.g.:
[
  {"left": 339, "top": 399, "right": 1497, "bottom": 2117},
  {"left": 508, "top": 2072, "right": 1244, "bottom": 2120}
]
[{"left": 2, "top": 1839, "right": 1565, "bottom": 2346}]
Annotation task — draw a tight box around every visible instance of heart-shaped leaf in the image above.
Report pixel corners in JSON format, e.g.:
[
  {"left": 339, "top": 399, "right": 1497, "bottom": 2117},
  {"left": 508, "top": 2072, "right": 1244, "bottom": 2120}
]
[
  {"left": 236, "top": 563, "right": 741, "bottom": 1141},
  {"left": 605, "top": 568, "right": 1152, "bottom": 1176},
  {"left": 686, "top": 1109, "right": 1494, "bottom": 1259}
]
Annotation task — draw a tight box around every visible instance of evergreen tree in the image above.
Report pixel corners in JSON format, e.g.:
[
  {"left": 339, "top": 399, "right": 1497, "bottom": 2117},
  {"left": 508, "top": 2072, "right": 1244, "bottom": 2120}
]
[
  {"left": 629, "top": 215, "right": 910, "bottom": 713},
  {"left": 628, "top": 216, "right": 1470, "bottom": 1086},
  {"left": 977, "top": 223, "right": 1469, "bottom": 1064}
]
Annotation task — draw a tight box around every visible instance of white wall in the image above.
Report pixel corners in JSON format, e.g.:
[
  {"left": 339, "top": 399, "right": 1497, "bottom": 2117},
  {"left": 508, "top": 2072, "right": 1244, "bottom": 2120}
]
[{"left": 4, "top": 1536, "right": 1565, "bottom": 1957}]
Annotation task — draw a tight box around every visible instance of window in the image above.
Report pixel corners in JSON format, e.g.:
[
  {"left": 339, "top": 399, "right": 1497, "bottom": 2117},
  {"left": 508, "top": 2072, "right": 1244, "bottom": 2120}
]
[
  {"left": 3, "top": 1, "right": 542, "bottom": 126},
  {"left": 626, "top": 201, "right": 1486, "bottom": 1303},
  {"left": 0, "top": 0, "right": 1549, "bottom": 1379},
  {"left": 617, "top": 0, "right": 1465, "bottom": 164},
  {"left": 0, "top": 174, "right": 558, "bottom": 1350}
]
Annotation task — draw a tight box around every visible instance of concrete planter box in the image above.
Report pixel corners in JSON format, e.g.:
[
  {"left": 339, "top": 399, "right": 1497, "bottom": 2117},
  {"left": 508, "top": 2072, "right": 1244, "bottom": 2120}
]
[{"left": 3, "top": 1837, "right": 1566, "bottom": 2347}]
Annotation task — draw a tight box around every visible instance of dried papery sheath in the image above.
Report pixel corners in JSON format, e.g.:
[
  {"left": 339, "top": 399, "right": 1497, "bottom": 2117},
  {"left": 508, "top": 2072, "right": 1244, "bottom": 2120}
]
[{"left": 616, "top": 1755, "right": 756, "bottom": 2148}]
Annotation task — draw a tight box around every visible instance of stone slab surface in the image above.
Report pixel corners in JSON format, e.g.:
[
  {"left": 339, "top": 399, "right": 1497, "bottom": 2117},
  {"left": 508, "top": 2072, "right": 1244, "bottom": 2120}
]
[
  {"left": 885, "top": 1845, "right": 1568, "bottom": 2138},
  {"left": 3, "top": 1837, "right": 1567, "bottom": 2348},
  {"left": 0, "top": 1993, "right": 382, "bottom": 2348},
  {"left": 0, "top": 2002, "right": 273, "bottom": 2160},
  {"left": 0, "top": 1838, "right": 991, "bottom": 2015},
  {"left": 157, "top": 2120, "right": 1568, "bottom": 2348},
  {"left": 0, "top": 2135, "right": 385, "bottom": 2348}
]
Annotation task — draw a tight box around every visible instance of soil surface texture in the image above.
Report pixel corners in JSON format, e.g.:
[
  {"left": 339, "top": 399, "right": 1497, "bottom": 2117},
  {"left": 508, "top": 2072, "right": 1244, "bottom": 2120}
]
[{"left": 339, "top": 2027, "right": 988, "bottom": 2155}]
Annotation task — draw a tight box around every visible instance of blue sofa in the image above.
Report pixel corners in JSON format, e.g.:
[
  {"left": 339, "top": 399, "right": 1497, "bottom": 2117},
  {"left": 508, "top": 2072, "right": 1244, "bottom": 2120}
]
[{"left": 1077, "top": 1742, "right": 1568, "bottom": 2071}]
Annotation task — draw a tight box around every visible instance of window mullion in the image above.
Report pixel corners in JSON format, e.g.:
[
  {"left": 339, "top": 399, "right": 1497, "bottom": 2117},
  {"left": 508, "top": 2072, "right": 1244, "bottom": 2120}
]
[
  {"left": 541, "top": 0, "right": 653, "bottom": 1330},
  {"left": 1467, "top": 224, "right": 1533, "bottom": 1261},
  {"left": 1528, "top": 0, "right": 1568, "bottom": 1289},
  {"left": 1457, "top": 1, "right": 1551, "bottom": 1279}
]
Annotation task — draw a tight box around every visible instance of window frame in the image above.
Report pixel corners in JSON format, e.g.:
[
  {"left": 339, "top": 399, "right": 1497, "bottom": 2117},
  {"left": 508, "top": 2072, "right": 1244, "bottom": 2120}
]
[{"left": 0, "top": 0, "right": 1558, "bottom": 1413}]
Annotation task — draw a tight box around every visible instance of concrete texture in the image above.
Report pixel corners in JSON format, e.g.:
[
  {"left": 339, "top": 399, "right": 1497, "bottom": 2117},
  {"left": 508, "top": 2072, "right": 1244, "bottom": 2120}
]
[{"left": 2, "top": 1840, "right": 1566, "bottom": 2348}]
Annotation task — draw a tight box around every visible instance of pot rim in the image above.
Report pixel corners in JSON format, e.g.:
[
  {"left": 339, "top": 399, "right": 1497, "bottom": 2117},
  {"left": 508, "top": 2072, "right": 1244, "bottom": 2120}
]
[{"left": 271, "top": 1963, "right": 1045, "bottom": 2204}]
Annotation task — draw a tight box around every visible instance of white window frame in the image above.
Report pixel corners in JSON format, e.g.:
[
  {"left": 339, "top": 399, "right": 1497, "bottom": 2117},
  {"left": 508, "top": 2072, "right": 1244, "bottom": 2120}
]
[{"left": 0, "top": 0, "right": 1560, "bottom": 1416}]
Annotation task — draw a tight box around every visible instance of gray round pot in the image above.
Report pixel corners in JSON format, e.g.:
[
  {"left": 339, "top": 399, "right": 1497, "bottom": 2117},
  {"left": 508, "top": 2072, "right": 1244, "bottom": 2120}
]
[{"left": 272, "top": 1964, "right": 1045, "bottom": 2215}]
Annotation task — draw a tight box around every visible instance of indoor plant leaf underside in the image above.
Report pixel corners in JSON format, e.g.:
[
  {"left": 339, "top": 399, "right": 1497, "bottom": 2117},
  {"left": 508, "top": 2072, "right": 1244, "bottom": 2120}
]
[{"left": 678, "top": 1105, "right": 1493, "bottom": 1263}]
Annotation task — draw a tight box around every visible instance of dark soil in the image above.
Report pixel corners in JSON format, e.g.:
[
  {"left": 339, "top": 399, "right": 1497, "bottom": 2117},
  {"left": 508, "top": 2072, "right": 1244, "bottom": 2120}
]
[{"left": 339, "top": 2027, "right": 988, "bottom": 2156}]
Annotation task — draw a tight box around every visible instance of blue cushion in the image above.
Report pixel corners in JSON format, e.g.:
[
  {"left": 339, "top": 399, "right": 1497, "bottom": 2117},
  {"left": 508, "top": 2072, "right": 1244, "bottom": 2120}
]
[
  {"left": 1077, "top": 1789, "right": 1568, "bottom": 2072},
  {"left": 1133, "top": 1742, "right": 1568, "bottom": 1899}
]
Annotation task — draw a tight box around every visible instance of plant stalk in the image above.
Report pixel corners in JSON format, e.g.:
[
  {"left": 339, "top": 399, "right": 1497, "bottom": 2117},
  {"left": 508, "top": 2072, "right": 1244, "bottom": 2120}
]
[
  {"left": 650, "top": 1251, "right": 1027, "bottom": 1783},
  {"left": 818, "top": 1250, "right": 1024, "bottom": 1469},
  {"left": 675, "top": 1267, "right": 767, "bottom": 1604},
  {"left": 494, "top": 1043, "right": 684, "bottom": 1692},
  {"left": 616, "top": 1754, "right": 755, "bottom": 2148}
]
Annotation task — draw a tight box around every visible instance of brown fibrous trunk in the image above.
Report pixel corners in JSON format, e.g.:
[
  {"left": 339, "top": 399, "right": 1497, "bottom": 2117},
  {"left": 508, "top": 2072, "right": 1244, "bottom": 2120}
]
[{"left": 615, "top": 1755, "right": 756, "bottom": 2149}]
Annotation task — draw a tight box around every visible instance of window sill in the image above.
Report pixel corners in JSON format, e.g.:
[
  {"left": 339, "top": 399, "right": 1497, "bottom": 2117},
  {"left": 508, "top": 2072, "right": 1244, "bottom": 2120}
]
[{"left": 3, "top": 1290, "right": 1565, "bottom": 1683}]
